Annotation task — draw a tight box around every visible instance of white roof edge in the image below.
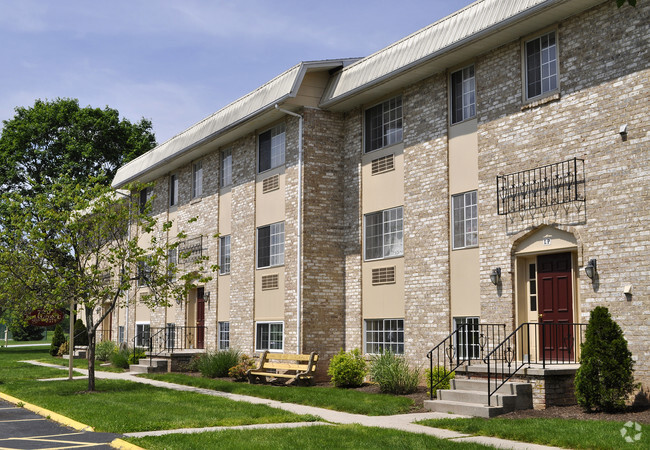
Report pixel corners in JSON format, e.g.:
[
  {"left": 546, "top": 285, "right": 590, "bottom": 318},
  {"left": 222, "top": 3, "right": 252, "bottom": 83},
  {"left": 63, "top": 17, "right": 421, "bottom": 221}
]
[
  {"left": 319, "top": 0, "right": 573, "bottom": 107},
  {"left": 112, "top": 58, "right": 357, "bottom": 188}
]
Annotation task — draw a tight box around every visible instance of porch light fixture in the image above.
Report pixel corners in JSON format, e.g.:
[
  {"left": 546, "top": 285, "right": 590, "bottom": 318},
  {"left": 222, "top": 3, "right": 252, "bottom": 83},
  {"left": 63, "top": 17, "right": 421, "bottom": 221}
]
[
  {"left": 585, "top": 259, "right": 597, "bottom": 279},
  {"left": 490, "top": 267, "right": 501, "bottom": 286}
]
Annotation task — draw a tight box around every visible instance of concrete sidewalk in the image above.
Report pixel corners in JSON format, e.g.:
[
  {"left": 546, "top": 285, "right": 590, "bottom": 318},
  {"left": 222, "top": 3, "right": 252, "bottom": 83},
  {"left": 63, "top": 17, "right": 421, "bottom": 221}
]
[{"left": 23, "top": 360, "right": 563, "bottom": 449}]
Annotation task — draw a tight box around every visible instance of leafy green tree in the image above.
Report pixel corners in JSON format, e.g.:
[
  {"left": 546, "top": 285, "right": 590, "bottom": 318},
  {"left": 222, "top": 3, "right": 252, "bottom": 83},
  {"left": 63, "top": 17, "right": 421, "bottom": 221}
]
[
  {"left": 575, "top": 306, "right": 637, "bottom": 411},
  {"left": 8, "top": 322, "right": 44, "bottom": 341},
  {"left": 74, "top": 319, "right": 89, "bottom": 347},
  {"left": 0, "top": 98, "right": 155, "bottom": 196}
]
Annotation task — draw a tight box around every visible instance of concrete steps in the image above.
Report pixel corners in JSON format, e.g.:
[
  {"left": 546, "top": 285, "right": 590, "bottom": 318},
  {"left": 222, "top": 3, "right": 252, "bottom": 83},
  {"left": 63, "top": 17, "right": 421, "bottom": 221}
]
[
  {"left": 129, "top": 357, "right": 168, "bottom": 374},
  {"left": 424, "top": 378, "right": 532, "bottom": 418}
]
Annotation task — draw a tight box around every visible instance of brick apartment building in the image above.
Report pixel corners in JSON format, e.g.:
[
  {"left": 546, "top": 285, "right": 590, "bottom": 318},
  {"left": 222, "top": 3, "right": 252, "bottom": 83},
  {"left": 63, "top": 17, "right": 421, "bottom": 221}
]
[{"left": 107, "top": 0, "right": 649, "bottom": 391}]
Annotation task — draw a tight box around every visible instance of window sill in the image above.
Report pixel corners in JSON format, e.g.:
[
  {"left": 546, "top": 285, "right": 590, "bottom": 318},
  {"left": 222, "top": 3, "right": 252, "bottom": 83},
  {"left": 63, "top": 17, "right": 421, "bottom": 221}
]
[
  {"left": 364, "top": 254, "right": 404, "bottom": 263},
  {"left": 256, "top": 264, "right": 285, "bottom": 271},
  {"left": 521, "top": 92, "right": 560, "bottom": 111},
  {"left": 452, "top": 244, "right": 479, "bottom": 251},
  {"left": 364, "top": 140, "right": 404, "bottom": 155},
  {"left": 450, "top": 115, "right": 477, "bottom": 127},
  {"left": 219, "top": 272, "right": 231, "bottom": 277},
  {"left": 190, "top": 197, "right": 202, "bottom": 205}
]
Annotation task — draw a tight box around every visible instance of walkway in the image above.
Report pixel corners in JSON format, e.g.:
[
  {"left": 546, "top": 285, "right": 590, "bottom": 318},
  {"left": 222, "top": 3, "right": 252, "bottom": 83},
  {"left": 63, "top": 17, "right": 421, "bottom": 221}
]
[{"left": 20, "top": 361, "right": 563, "bottom": 449}]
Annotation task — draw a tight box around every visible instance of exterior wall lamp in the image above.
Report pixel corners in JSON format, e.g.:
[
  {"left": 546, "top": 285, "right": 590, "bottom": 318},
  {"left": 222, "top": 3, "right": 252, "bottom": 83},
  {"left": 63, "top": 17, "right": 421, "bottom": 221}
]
[
  {"left": 490, "top": 267, "right": 501, "bottom": 286},
  {"left": 585, "top": 259, "right": 597, "bottom": 279}
]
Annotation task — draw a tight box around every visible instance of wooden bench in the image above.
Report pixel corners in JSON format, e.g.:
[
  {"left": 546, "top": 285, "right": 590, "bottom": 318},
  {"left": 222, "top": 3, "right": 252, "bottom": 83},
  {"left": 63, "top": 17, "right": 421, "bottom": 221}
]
[{"left": 247, "top": 351, "right": 318, "bottom": 385}]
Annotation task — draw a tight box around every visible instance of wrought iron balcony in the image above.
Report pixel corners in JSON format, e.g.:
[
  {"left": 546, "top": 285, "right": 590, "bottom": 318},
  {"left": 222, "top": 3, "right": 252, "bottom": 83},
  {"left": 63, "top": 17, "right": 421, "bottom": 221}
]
[
  {"left": 178, "top": 236, "right": 204, "bottom": 265},
  {"left": 496, "top": 158, "right": 585, "bottom": 216}
]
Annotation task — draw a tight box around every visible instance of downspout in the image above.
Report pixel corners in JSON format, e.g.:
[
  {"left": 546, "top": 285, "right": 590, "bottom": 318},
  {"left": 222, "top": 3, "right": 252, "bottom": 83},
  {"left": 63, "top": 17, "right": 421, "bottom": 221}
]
[{"left": 275, "top": 104, "right": 303, "bottom": 354}]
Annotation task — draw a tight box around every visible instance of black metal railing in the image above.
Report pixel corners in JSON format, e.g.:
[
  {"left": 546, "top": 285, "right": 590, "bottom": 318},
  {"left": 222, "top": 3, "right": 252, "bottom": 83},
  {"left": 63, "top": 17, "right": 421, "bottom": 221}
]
[
  {"left": 484, "top": 322, "right": 587, "bottom": 406},
  {"left": 496, "top": 158, "right": 585, "bottom": 215},
  {"left": 132, "top": 325, "right": 206, "bottom": 367},
  {"left": 178, "top": 236, "right": 204, "bottom": 265},
  {"left": 426, "top": 323, "right": 506, "bottom": 399}
]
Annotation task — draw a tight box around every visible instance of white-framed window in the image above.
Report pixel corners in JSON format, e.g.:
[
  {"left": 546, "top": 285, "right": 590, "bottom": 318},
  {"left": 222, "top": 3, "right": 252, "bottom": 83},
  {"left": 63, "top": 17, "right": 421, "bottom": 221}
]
[
  {"left": 192, "top": 160, "right": 203, "bottom": 199},
  {"left": 257, "top": 222, "right": 284, "bottom": 268},
  {"left": 169, "top": 173, "right": 178, "bottom": 207},
  {"left": 218, "top": 321, "right": 230, "bottom": 350},
  {"left": 219, "top": 235, "right": 231, "bottom": 275},
  {"left": 364, "top": 206, "right": 403, "bottom": 260},
  {"left": 525, "top": 31, "right": 558, "bottom": 100},
  {"left": 118, "top": 325, "right": 125, "bottom": 344},
  {"left": 452, "top": 191, "right": 478, "bottom": 249},
  {"left": 454, "top": 317, "right": 480, "bottom": 359},
  {"left": 529, "top": 263, "right": 537, "bottom": 312},
  {"left": 365, "top": 319, "right": 404, "bottom": 354},
  {"left": 255, "top": 322, "right": 283, "bottom": 351},
  {"left": 166, "top": 323, "right": 176, "bottom": 349},
  {"left": 221, "top": 149, "right": 232, "bottom": 187},
  {"left": 135, "top": 322, "right": 150, "bottom": 347},
  {"left": 365, "top": 95, "right": 402, "bottom": 153},
  {"left": 450, "top": 65, "right": 475, "bottom": 124},
  {"left": 258, "top": 123, "right": 285, "bottom": 173}
]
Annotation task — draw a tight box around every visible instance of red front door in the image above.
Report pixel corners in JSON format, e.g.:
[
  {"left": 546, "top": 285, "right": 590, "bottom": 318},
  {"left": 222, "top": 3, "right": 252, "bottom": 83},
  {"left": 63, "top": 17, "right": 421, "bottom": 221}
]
[
  {"left": 196, "top": 288, "right": 205, "bottom": 349},
  {"left": 537, "top": 252, "right": 573, "bottom": 361}
]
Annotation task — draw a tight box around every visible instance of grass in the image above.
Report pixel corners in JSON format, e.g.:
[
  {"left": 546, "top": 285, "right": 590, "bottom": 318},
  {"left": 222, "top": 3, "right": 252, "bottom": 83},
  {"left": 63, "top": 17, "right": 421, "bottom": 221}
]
[
  {"left": 143, "top": 372, "right": 414, "bottom": 416},
  {"left": 417, "top": 417, "right": 649, "bottom": 450},
  {"left": 0, "top": 347, "right": 315, "bottom": 433},
  {"left": 127, "top": 423, "right": 492, "bottom": 449},
  {"left": 0, "top": 329, "right": 56, "bottom": 346},
  {"left": 34, "top": 354, "right": 127, "bottom": 373}
]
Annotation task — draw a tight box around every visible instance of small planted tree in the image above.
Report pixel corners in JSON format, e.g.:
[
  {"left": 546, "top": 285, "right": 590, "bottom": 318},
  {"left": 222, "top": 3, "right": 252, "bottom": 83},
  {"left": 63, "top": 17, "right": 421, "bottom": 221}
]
[
  {"left": 50, "top": 324, "right": 66, "bottom": 356},
  {"left": 575, "top": 306, "right": 637, "bottom": 411}
]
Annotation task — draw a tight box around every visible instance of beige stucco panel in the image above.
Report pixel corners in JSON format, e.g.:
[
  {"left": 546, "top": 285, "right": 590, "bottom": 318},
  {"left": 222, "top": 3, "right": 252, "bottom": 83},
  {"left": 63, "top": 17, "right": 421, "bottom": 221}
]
[
  {"left": 515, "top": 226, "right": 578, "bottom": 255},
  {"left": 219, "top": 189, "right": 232, "bottom": 234},
  {"left": 254, "top": 267, "right": 285, "bottom": 320},
  {"left": 255, "top": 166, "right": 286, "bottom": 226},
  {"left": 449, "top": 118, "right": 478, "bottom": 195},
  {"left": 134, "top": 295, "right": 152, "bottom": 323},
  {"left": 450, "top": 247, "right": 480, "bottom": 317},
  {"left": 217, "top": 275, "right": 231, "bottom": 321},
  {"left": 362, "top": 258, "right": 405, "bottom": 319},
  {"left": 361, "top": 143, "right": 404, "bottom": 214}
]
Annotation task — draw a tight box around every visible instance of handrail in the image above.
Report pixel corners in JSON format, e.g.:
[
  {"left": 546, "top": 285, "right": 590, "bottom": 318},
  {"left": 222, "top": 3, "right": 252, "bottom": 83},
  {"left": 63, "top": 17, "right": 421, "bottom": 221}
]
[
  {"left": 484, "top": 322, "right": 587, "bottom": 406},
  {"left": 426, "top": 323, "right": 505, "bottom": 399}
]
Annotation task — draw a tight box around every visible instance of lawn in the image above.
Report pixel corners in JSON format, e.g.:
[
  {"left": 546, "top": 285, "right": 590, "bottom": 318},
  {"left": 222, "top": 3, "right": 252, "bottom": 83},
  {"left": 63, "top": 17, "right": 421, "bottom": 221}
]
[
  {"left": 143, "top": 372, "right": 414, "bottom": 416},
  {"left": 0, "top": 347, "right": 315, "bottom": 433},
  {"left": 417, "top": 417, "right": 649, "bottom": 450},
  {"left": 34, "top": 353, "right": 127, "bottom": 373},
  {"left": 127, "top": 423, "right": 491, "bottom": 449}
]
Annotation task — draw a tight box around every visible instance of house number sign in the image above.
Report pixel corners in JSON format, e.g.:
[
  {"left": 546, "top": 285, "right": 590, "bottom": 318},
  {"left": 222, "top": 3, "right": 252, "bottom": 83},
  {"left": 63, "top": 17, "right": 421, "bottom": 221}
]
[{"left": 542, "top": 238, "right": 552, "bottom": 246}]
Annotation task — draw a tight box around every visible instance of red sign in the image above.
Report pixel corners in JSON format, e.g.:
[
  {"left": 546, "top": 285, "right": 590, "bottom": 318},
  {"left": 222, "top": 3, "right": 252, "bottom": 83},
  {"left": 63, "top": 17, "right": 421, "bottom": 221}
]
[{"left": 27, "top": 309, "right": 65, "bottom": 327}]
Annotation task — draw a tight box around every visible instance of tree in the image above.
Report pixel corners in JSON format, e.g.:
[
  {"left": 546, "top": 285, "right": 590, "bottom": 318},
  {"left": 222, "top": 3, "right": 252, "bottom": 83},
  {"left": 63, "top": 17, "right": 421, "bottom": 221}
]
[
  {"left": 50, "top": 324, "right": 66, "bottom": 356},
  {"left": 0, "top": 98, "right": 155, "bottom": 196},
  {"left": 574, "top": 306, "right": 637, "bottom": 411},
  {"left": 0, "top": 180, "right": 214, "bottom": 390}
]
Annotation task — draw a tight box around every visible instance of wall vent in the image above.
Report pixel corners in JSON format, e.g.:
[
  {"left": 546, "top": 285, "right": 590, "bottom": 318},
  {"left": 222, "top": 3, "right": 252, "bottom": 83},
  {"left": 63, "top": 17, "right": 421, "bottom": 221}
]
[
  {"left": 372, "top": 266, "right": 396, "bottom": 285},
  {"left": 371, "top": 154, "right": 395, "bottom": 175},
  {"left": 261, "top": 274, "right": 279, "bottom": 290},
  {"left": 262, "top": 174, "right": 280, "bottom": 193}
]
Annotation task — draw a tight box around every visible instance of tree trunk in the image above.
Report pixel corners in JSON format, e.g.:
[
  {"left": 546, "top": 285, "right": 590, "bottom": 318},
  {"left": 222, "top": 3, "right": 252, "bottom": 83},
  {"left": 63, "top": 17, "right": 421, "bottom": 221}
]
[{"left": 87, "top": 329, "right": 96, "bottom": 391}]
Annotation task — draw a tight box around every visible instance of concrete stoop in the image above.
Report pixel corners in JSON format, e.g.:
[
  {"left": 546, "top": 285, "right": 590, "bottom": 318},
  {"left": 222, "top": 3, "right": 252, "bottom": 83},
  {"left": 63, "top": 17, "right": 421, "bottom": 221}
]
[
  {"left": 129, "top": 357, "right": 169, "bottom": 374},
  {"left": 424, "top": 378, "right": 532, "bottom": 418}
]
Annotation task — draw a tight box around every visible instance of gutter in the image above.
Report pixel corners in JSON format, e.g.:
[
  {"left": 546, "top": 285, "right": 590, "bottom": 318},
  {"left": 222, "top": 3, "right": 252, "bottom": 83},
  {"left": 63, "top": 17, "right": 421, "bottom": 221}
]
[{"left": 274, "top": 104, "right": 303, "bottom": 355}]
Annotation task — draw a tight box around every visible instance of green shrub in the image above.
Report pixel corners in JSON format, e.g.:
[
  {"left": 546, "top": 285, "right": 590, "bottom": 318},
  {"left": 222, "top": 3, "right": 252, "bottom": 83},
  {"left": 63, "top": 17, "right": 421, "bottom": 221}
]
[
  {"left": 57, "top": 341, "right": 69, "bottom": 357},
  {"left": 50, "top": 324, "right": 66, "bottom": 356},
  {"left": 575, "top": 306, "right": 637, "bottom": 412},
  {"left": 195, "top": 349, "right": 241, "bottom": 378},
  {"left": 229, "top": 354, "right": 256, "bottom": 382},
  {"left": 9, "top": 323, "right": 44, "bottom": 341},
  {"left": 370, "top": 351, "right": 420, "bottom": 395},
  {"left": 129, "top": 348, "right": 146, "bottom": 365},
  {"left": 110, "top": 347, "right": 131, "bottom": 369},
  {"left": 328, "top": 348, "right": 368, "bottom": 388},
  {"left": 96, "top": 340, "right": 117, "bottom": 361},
  {"left": 425, "top": 366, "right": 455, "bottom": 397},
  {"left": 73, "top": 319, "right": 88, "bottom": 346}
]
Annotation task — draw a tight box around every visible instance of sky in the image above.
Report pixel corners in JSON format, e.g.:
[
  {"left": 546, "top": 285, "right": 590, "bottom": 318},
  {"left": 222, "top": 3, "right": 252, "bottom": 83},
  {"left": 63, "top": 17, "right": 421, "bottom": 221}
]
[{"left": 0, "top": 0, "right": 475, "bottom": 146}]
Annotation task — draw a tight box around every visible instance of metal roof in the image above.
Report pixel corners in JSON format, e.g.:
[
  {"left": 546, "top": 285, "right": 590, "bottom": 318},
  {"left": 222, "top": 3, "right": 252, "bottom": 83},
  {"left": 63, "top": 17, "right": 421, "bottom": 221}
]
[
  {"left": 112, "top": 59, "right": 357, "bottom": 188},
  {"left": 320, "top": 0, "right": 604, "bottom": 108}
]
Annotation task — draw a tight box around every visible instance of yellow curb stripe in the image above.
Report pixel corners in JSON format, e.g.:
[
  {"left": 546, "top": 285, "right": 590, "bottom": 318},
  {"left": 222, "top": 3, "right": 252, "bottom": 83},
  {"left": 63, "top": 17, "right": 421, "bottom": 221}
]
[
  {"left": 0, "top": 418, "right": 48, "bottom": 422},
  {"left": 111, "top": 438, "right": 146, "bottom": 450},
  {"left": 0, "top": 392, "right": 94, "bottom": 432}
]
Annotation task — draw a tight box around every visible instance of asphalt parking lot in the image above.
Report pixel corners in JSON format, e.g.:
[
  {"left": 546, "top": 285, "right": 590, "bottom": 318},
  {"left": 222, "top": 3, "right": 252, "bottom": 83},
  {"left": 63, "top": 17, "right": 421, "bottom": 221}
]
[{"left": 0, "top": 399, "right": 120, "bottom": 449}]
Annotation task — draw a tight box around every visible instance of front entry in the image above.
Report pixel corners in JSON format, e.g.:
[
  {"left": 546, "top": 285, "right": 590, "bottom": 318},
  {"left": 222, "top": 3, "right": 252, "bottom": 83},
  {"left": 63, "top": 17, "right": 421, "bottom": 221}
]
[
  {"left": 537, "top": 252, "right": 573, "bottom": 360},
  {"left": 196, "top": 287, "right": 205, "bottom": 349}
]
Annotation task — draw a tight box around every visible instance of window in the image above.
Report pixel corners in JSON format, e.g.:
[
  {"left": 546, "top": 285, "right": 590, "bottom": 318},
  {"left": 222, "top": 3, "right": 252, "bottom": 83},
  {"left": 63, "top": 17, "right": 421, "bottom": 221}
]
[
  {"left": 169, "top": 173, "right": 178, "bottom": 207},
  {"left": 137, "top": 257, "right": 152, "bottom": 287},
  {"left": 365, "top": 95, "right": 402, "bottom": 153},
  {"left": 167, "top": 248, "right": 177, "bottom": 281},
  {"left": 452, "top": 191, "right": 478, "bottom": 249},
  {"left": 454, "top": 317, "right": 479, "bottom": 359},
  {"left": 365, "top": 319, "right": 404, "bottom": 354},
  {"left": 525, "top": 31, "right": 557, "bottom": 100},
  {"left": 218, "top": 322, "right": 230, "bottom": 350},
  {"left": 139, "top": 187, "right": 152, "bottom": 214},
  {"left": 135, "top": 323, "right": 150, "bottom": 347},
  {"left": 118, "top": 326, "right": 125, "bottom": 344},
  {"left": 221, "top": 149, "right": 232, "bottom": 187},
  {"left": 256, "top": 322, "right": 283, "bottom": 351},
  {"left": 364, "top": 207, "right": 403, "bottom": 260},
  {"left": 257, "top": 222, "right": 284, "bottom": 268},
  {"left": 219, "top": 235, "right": 231, "bottom": 275},
  {"left": 450, "top": 65, "right": 475, "bottom": 124},
  {"left": 258, "top": 123, "right": 285, "bottom": 173},
  {"left": 192, "top": 161, "right": 203, "bottom": 199},
  {"left": 166, "top": 323, "right": 176, "bottom": 349},
  {"left": 529, "top": 263, "right": 537, "bottom": 312}
]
